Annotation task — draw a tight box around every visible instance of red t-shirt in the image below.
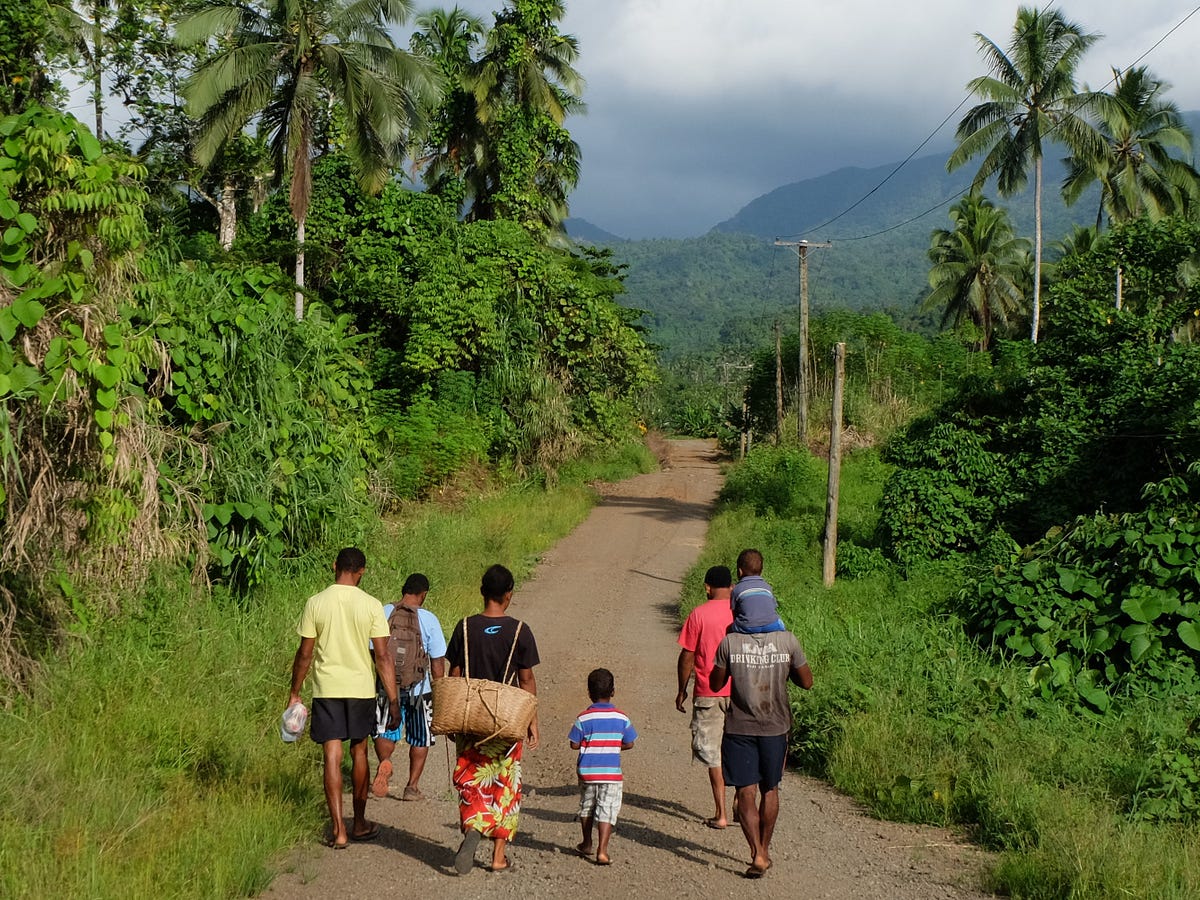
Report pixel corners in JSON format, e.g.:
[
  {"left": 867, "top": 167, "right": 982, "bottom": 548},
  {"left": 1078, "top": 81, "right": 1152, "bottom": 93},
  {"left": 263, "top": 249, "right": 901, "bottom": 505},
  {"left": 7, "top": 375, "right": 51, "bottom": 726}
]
[{"left": 677, "top": 597, "right": 734, "bottom": 698}]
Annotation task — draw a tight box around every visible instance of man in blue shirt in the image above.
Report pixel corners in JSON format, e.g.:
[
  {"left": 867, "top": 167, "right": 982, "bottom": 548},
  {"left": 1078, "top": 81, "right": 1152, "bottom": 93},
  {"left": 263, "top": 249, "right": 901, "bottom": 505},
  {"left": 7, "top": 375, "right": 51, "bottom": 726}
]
[{"left": 371, "top": 573, "right": 447, "bottom": 801}]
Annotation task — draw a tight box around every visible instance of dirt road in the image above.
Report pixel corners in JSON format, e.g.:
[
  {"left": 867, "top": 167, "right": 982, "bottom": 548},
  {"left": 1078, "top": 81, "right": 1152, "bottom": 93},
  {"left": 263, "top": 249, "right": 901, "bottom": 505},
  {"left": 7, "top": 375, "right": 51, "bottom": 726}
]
[{"left": 266, "top": 439, "right": 993, "bottom": 899}]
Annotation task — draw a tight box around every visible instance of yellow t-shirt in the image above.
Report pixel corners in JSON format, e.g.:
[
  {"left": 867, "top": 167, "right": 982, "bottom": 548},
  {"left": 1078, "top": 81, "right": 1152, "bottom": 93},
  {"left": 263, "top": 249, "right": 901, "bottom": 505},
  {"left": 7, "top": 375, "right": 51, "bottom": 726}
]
[{"left": 297, "top": 584, "right": 390, "bottom": 698}]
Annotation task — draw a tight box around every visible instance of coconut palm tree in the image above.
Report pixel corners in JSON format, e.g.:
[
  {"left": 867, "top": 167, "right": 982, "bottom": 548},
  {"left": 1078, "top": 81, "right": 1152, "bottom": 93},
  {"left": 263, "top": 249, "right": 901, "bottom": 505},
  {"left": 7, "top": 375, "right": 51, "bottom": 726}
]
[
  {"left": 408, "top": 6, "right": 487, "bottom": 196},
  {"left": 466, "top": 0, "right": 584, "bottom": 233},
  {"left": 925, "top": 191, "right": 1030, "bottom": 351},
  {"left": 948, "top": 5, "right": 1103, "bottom": 343},
  {"left": 178, "top": 0, "right": 437, "bottom": 318},
  {"left": 1063, "top": 66, "right": 1200, "bottom": 228}
]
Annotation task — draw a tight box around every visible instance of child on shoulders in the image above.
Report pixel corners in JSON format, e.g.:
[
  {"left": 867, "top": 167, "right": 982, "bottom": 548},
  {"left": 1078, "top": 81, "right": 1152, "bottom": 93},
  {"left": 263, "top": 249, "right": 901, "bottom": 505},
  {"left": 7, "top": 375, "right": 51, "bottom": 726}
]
[{"left": 730, "top": 548, "right": 785, "bottom": 633}]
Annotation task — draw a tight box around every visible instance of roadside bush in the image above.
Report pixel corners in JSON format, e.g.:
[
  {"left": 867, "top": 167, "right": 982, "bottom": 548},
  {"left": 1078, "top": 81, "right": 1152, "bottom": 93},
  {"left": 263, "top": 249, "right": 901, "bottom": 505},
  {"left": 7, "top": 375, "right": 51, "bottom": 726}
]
[
  {"left": 878, "top": 422, "right": 1009, "bottom": 567},
  {"left": 959, "top": 465, "right": 1200, "bottom": 708},
  {"left": 133, "top": 263, "right": 376, "bottom": 588},
  {"left": 719, "top": 446, "right": 824, "bottom": 519}
]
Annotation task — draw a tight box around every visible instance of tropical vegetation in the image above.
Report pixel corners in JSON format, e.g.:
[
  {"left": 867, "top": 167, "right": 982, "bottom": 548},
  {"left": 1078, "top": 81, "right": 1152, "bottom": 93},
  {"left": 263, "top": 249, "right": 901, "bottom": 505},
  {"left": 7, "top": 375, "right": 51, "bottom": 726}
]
[{"left": 5, "top": 1, "right": 1200, "bottom": 897}]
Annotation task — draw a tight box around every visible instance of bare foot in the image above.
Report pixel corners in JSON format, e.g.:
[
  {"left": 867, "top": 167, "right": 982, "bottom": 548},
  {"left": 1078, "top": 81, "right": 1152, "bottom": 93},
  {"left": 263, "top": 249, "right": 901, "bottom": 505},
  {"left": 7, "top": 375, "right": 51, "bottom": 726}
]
[
  {"left": 371, "top": 760, "right": 392, "bottom": 798},
  {"left": 596, "top": 852, "right": 612, "bottom": 866}
]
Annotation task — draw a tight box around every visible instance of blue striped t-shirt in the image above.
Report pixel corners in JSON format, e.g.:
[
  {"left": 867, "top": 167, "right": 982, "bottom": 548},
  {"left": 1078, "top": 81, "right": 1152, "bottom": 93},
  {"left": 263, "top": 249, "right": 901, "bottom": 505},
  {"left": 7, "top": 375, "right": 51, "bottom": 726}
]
[{"left": 568, "top": 703, "right": 638, "bottom": 783}]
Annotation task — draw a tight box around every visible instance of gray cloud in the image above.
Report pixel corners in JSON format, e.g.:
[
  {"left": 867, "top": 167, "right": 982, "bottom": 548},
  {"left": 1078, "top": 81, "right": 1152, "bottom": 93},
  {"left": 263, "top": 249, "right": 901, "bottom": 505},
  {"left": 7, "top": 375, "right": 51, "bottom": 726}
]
[{"left": 444, "top": 1, "right": 1200, "bottom": 237}]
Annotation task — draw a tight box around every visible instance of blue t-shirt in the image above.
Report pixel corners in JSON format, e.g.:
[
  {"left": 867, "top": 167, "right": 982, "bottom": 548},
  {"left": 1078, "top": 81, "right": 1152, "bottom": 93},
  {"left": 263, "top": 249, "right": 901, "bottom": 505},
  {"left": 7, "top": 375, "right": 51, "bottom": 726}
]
[
  {"left": 568, "top": 702, "right": 638, "bottom": 783},
  {"left": 730, "top": 575, "right": 785, "bottom": 633},
  {"left": 381, "top": 604, "right": 447, "bottom": 696}
]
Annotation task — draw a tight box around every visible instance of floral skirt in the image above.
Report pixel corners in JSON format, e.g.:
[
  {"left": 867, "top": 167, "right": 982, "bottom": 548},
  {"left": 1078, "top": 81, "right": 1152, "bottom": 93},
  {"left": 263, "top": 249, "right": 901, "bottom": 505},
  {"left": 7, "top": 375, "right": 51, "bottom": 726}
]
[{"left": 453, "top": 737, "right": 523, "bottom": 840}]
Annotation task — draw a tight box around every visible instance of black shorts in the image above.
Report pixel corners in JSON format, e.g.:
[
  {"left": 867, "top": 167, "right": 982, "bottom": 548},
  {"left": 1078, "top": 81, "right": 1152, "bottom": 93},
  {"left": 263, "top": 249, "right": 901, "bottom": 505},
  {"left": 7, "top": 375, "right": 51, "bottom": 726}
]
[
  {"left": 721, "top": 732, "right": 788, "bottom": 791},
  {"left": 310, "top": 697, "right": 376, "bottom": 744}
]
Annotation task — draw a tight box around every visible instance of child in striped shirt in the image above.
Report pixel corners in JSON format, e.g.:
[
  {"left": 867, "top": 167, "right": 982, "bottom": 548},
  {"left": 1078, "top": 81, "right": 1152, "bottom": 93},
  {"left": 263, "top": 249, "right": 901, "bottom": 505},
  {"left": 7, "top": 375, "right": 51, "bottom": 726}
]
[{"left": 568, "top": 668, "right": 638, "bottom": 865}]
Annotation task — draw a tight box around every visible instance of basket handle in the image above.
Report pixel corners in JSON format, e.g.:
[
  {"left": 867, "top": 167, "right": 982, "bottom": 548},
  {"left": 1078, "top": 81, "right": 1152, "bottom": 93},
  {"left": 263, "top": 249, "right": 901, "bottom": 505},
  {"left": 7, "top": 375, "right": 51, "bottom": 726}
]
[{"left": 502, "top": 620, "right": 523, "bottom": 686}]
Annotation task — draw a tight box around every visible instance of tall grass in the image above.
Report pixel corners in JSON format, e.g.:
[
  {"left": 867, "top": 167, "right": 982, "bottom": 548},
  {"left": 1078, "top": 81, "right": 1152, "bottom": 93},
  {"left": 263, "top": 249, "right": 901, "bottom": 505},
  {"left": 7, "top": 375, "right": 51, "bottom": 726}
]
[
  {"left": 0, "top": 441, "right": 655, "bottom": 899},
  {"left": 685, "top": 445, "right": 1200, "bottom": 899}
]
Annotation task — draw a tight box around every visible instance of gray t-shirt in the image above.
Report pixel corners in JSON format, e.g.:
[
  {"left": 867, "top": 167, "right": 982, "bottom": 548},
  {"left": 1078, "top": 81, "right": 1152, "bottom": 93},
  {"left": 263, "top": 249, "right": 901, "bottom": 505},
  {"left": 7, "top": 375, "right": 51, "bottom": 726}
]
[{"left": 713, "top": 630, "right": 807, "bottom": 736}]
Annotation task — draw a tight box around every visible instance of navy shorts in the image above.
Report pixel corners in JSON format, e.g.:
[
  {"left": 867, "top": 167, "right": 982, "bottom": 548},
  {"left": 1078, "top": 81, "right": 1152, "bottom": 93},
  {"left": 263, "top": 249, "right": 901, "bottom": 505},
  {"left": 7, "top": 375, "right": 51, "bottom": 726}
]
[
  {"left": 310, "top": 697, "right": 376, "bottom": 744},
  {"left": 721, "top": 732, "right": 788, "bottom": 791}
]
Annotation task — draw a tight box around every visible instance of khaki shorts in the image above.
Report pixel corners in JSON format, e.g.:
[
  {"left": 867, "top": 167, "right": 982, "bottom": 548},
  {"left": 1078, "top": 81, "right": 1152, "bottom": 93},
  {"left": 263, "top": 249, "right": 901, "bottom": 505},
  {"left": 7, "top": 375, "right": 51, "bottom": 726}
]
[
  {"left": 579, "top": 781, "right": 624, "bottom": 825},
  {"left": 691, "top": 696, "right": 730, "bottom": 768}
]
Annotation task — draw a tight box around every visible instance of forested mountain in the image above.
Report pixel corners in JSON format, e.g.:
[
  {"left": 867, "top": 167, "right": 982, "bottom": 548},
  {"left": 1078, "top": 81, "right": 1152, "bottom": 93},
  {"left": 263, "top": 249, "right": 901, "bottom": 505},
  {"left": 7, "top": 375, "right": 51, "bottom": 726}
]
[{"left": 590, "top": 116, "right": 1200, "bottom": 357}]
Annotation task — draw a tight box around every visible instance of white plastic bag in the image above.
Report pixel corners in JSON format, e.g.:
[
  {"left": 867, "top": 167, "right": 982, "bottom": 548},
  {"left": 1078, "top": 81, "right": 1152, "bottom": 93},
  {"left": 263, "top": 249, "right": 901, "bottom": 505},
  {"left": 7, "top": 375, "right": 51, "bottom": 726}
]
[{"left": 280, "top": 701, "right": 308, "bottom": 742}]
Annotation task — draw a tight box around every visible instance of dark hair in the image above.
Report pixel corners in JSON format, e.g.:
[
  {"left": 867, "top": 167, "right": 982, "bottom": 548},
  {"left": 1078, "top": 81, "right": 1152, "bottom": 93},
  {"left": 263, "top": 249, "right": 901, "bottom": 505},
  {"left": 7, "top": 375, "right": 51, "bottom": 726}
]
[
  {"left": 402, "top": 573, "right": 430, "bottom": 596},
  {"left": 588, "top": 667, "right": 615, "bottom": 701},
  {"left": 737, "top": 548, "right": 764, "bottom": 576},
  {"left": 704, "top": 565, "right": 732, "bottom": 589},
  {"left": 480, "top": 564, "right": 515, "bottom": 600},
  {"left": 335, "top": 547, "right": 366, "bottom": 574}
]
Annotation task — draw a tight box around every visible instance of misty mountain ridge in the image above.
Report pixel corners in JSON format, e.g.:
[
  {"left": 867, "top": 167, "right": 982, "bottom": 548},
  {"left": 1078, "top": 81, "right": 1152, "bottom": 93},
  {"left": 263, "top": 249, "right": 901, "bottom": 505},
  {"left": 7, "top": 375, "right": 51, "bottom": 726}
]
[{"left": 574, "top": 113, "right": 1200, "bottom": 357}]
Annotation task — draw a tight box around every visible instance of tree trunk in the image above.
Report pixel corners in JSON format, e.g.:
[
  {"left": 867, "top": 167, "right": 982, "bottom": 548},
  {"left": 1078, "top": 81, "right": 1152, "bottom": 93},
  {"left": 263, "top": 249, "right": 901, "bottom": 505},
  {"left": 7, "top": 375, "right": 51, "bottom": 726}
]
[
  {"left": 1031, "top": 156, "right": 1043, "bottom": 343},
  {"left": 91, "top": 3, "right": 104, "bottom": 138},
  {"left": 294, "top": 216, "right": 306, "bottom": 320},
  {"left": 217, "top": 175, "right": 237, "bottom": 251}
]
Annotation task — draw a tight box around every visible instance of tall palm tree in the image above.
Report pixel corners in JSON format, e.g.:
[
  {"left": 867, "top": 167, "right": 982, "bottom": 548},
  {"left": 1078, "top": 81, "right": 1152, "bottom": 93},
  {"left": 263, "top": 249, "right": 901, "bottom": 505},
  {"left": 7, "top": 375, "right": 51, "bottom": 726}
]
[
  {"left": 466, "top": 0, "right": 584, "bottom": 233},
  {"left": 925, "top": 191, "right": 1030, "bottom": 351},
  {"left": 178, "top": 0, "right": 437, "bottom": 318},
  {"left": 1063, "top": 66, "right": 1200, "bottom": 228},
  {"left": 948, "top": 5, "right": 1103, "bottom": 343},
  {"left": 408, "top": 6, "right": 487, "bottom": 196}
]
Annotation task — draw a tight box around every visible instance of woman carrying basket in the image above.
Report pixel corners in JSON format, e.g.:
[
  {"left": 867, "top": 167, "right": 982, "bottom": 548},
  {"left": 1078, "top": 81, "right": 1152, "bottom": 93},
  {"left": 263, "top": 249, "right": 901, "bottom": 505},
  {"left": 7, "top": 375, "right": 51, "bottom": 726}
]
[{"left": 444, "top": 564, "right": 540, "bottom": 874}]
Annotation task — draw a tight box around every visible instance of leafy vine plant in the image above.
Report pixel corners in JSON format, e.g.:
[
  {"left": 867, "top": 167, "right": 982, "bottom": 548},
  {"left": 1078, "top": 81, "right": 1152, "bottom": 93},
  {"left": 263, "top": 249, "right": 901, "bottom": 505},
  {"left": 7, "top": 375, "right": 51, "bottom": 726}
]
[{"left": 0, "top": 107, "right": 183, "bottom": 674}]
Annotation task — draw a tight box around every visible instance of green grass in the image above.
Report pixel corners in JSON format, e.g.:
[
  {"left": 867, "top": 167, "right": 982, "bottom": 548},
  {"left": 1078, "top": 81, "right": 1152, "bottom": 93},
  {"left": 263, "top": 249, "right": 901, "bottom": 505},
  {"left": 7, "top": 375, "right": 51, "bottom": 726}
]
[
  {"left": 685, "top": 445, "right": 1200, "bottom": 899},
  {"left": 0, "top": 440, "right": 655, "bottom": 899}
]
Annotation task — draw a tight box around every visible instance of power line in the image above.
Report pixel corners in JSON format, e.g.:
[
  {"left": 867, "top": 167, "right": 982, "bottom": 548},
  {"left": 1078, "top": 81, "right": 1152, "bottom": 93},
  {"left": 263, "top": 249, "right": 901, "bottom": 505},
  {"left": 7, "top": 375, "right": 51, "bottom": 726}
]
[{"left": 779, "top": 4, "right": 1200, "bottom": 246}]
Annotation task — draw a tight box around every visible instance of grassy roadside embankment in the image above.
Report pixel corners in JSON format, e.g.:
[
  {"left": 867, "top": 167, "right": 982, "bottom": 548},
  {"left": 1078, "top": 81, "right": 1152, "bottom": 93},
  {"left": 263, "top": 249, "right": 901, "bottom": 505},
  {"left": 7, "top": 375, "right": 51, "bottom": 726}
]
[
  {"left": 0, "top": 442, "right": 655, "bottom": 899},
  {"left": 681, "top": 445, "right": 1200, "bottom": 900}
]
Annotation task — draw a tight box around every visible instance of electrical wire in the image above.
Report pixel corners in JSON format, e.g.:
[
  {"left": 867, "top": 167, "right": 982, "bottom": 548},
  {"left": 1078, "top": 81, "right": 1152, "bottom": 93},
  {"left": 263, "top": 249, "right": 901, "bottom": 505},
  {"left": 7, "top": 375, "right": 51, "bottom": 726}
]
[{"left": 776, "top": 4, "right": 1200, "bottom": 246}]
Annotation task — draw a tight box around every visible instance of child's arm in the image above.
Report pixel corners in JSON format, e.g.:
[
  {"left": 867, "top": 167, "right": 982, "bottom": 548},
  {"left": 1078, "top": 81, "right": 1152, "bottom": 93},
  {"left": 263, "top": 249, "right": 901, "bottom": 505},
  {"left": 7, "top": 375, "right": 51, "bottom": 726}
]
[
  {"left": 570, "top": 740, "right": 582, "bottom": 750},
  {"left": 620, "top": 741, "right": 635, "bottom": 750}
]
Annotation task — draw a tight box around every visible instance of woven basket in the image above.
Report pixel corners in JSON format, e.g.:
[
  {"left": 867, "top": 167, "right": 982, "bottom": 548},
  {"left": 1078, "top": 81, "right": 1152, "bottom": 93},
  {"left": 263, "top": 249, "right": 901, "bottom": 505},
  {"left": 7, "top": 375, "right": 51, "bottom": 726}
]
[{"left": 431, "top": 619, "right": 538, "bottom": 745}]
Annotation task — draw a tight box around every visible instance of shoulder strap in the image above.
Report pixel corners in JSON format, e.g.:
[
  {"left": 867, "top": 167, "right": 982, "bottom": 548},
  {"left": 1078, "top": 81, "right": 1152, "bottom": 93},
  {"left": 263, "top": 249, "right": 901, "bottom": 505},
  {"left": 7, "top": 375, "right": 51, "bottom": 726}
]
[
  {"left": 501, "top": 620, "right": 523, "bottom": 686},
  {"left": 461, "top": 617, "right": 471, "bottom": 682}
]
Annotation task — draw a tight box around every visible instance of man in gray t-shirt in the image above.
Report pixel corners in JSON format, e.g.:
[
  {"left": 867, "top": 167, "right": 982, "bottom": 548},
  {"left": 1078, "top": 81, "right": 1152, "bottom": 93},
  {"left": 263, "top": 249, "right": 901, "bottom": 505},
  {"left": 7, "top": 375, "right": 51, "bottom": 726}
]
[{"left": 711, "top": 627, "right": 813, "bottom": 878}]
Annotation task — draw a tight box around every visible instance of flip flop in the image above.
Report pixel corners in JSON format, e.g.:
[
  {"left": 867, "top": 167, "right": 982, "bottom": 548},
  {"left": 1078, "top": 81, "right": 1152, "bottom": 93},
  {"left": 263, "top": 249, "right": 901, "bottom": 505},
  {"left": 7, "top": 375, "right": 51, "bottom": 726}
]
[
  {"left": 488, "top": 858, "right": 515, "bottom": 873},
  {"left": 596, "top": 856, "right": 612, "bottom": 866},
  {"left": 575, "top": 845, "right": 593, "bottom": 858},
  {"left": 704, "top": 818, "right": 727, "bottom": 830},
  {"left": 371, "top": 760, "right": 392, "bottom": 798},
  {"left": 454, "top": 829, "right": 481, "bottom": 874},
  {"left": 325, "top": 838, "right": 349, "bottom": 850},
  {"left": 350, "top": 824, "right": 380, "bottom": 842},
  {"left": 744, "top": 863, "right": 768, "bottom": 879}
]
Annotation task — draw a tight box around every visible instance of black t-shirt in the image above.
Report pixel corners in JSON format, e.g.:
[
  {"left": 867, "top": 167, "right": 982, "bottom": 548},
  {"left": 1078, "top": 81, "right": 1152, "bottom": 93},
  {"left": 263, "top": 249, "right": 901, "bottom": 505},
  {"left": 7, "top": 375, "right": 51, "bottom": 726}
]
[{"left": 445, "top": 614, "right": 540, "bottom": 684}]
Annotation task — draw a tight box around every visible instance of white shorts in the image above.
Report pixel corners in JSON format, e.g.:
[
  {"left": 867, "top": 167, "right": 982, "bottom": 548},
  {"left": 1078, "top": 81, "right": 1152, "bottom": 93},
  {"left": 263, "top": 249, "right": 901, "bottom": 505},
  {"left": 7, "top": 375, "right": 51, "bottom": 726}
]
[{"left": 578, "top": 781, "right": 624, "bottom": 825}]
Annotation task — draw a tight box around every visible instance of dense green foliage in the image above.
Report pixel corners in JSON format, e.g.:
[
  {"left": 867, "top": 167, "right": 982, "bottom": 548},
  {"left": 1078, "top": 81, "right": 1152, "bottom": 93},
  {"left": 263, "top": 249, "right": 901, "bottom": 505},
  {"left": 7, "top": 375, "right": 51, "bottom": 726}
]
[
  {"left": 874, "top": 217, "right": 1200, "bottom": 706},
  {"left": 740, "top": 310, "right": 985, "bottom": 441},
  {"left": 0, "top": 91, "right": 653, "bottom": 674},
  {"left": 697, "top": 446, "right": 1200, "bottom": 898}
]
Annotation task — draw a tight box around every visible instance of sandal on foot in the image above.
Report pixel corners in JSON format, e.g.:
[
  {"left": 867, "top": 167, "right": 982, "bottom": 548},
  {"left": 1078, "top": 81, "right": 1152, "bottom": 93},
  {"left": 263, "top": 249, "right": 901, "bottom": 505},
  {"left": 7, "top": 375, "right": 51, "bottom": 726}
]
[
  {"left": 454, "top": 830, "right": 481, "bottom": 874},
  {"left": 744, "top": 862, "right": 768, "bottom": 878},
  {"left": 401, "top": 785, "right": 426, "bottom": 801},
  {"left": 350, "top": 824, "right": 380, "bottom": 842},
  {"left": 704, "top": 817, "right": 727, "bottom": 829}
]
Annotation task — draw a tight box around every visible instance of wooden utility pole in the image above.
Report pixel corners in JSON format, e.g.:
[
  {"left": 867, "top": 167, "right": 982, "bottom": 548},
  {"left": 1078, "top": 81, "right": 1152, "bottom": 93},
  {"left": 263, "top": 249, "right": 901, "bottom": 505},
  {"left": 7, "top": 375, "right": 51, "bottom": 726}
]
[
  {"left": 774, "top": 239, "right": 831, "bottom": 447},
  {"left": 822, "top": 342, "right": 846, "bottom": 587},
  {"left": 774, "top": 320, "right": 784, "bottom": 443}
]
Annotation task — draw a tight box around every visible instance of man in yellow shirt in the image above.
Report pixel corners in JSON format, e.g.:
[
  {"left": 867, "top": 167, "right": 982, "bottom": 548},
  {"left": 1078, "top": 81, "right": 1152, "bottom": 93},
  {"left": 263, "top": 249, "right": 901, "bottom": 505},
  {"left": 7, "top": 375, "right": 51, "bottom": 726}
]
[{"left": 289, "top": 548, "right": 399, "bottom": 848}]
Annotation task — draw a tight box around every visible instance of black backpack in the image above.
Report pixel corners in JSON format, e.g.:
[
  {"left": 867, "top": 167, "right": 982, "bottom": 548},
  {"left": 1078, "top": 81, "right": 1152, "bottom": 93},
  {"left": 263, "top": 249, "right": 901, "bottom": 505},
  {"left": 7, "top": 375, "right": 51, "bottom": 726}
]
[{"left": 388, "top": 604, "right": 429, "bottom": 691}]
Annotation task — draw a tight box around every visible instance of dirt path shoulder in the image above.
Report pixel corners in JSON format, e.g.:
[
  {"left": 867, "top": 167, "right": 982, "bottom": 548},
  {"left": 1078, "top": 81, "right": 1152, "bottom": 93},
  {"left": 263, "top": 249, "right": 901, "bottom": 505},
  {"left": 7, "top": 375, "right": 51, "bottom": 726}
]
[{"left": 266, "top": 439, "right": 994, "bottom": 899}]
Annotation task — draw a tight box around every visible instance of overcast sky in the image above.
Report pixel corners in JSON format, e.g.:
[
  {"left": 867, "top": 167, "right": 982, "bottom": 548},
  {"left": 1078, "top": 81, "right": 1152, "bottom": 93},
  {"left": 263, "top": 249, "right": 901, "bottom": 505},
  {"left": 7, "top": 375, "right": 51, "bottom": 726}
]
[{"left": 446, "top": 1, "right": 1200, "bottom": 238}]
